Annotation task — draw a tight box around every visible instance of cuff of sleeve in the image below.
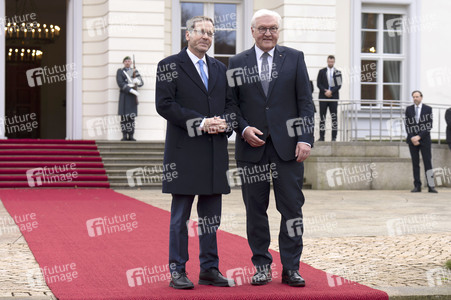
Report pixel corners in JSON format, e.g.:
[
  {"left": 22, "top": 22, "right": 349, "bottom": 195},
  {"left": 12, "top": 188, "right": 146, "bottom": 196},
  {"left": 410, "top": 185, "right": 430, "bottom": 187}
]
[
  {"left": 242, "top": 126, "right": 250, "bottom": 137},
  {"left": 200, "top": 118, "right": 206, "bottom": 130},
  {"left": 298, "top": 141, "right": 311, "bottom": 148}
]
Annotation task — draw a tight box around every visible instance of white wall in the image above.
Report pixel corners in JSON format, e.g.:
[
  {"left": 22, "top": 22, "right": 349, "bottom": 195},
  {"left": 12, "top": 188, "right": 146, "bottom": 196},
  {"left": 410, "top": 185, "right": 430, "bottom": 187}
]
[
  {"left": 82, "top": 0, "right": 166, "bottom": 140},
  {"left": 280, "top": 0, "right": 341, "bottom": 99},
  {"left": 420, "top": 0, "right": 451, "bottom": 107}
]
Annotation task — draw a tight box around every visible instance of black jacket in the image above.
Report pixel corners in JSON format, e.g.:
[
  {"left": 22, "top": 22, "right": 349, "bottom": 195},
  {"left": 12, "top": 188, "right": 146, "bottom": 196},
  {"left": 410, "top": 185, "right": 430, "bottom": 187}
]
[
  {"left": 405, "top": 104, "right": 433, "bottom": 146},
  {"left": 317, "top": 67, "right": 341, "bottom": 99},
  {"left": 228, "top": 45, "right": 315, "bottom": 163}
]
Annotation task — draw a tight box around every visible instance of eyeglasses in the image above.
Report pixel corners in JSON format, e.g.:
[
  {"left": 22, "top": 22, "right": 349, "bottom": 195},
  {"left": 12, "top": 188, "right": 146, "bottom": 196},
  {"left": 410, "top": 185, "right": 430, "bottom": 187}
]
[
  {"left": 191, "top": 29, "right": 215, "bottom": 37},
  {"left": 256, "top": 27, "right": 278, "bottom": 34}
]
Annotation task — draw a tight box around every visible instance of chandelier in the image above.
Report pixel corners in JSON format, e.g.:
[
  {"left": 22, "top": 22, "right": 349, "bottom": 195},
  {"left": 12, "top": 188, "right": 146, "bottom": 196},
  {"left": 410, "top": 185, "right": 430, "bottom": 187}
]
[
  {"left": 5, "top": 0, "right": 62, "bottom": 63},
  {"left": 7, "top": 48, "right": 43, "bottom": 62},
  {"left": 5, "top": 22, "right": 61, "bottom": 43}
]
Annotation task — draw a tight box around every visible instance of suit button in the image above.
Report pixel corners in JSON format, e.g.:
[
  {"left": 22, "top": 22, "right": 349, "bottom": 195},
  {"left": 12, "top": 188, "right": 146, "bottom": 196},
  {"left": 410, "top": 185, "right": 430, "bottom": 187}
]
[{"left": 266, "top": 107, "right": 269, "bottom": 110}]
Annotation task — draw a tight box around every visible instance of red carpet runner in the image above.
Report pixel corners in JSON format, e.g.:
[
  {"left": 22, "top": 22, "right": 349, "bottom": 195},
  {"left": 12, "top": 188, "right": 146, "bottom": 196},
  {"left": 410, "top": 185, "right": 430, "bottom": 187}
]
[
  {"left": 0, "top": 139, "right": 109, "bottom": 188},
  {"left": 0, "top": 189, "right": 388, "bottom": 300}
]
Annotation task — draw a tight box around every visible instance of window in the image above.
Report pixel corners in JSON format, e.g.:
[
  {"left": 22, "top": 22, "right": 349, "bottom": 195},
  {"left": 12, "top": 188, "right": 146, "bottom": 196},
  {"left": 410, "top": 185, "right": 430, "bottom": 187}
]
[
  {"left": 180, "top": 1, "right": 240, "bottom": 66},
  {"left": 360, "top": 12, "right": 404, "bottom": 107}
]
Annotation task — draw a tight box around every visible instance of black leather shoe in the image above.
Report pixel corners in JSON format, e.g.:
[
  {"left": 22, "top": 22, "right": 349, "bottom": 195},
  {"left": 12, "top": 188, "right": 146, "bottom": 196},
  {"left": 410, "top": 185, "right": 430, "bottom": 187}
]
[
  {"left": 428, "top": 187, "right": 438, "bottom": 193},
  {"left": 199, "top": 268, "right": 235, "bottom": 287},
  {"left": 317, "top": 137, "right": 325, "bottom": 142},
  {"left": 282, "top": 269, "right": 306, "bottom": 287},
  {"left": 121, "top": 133, "right": 128, "bottom": 141},
  {"left": 331, "top": 138, "right": 336, "bottom": 142},
  {"left": 128, "top": 134, "right": 136, "bottom": 141},
  {"left": 251, "top": 268, "right": 272, "bottom": 286},
  {"left": 411, "top": 186, "right": 421, "bottom": 192},
  {"left": 169, "top": 271, "right": 194, "bottom": 289}
]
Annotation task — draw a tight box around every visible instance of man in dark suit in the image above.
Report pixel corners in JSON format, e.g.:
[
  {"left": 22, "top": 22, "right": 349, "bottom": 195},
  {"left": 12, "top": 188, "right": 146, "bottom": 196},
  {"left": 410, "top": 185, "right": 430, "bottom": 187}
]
[
  {"left": 117, "top": 56, "right": 143, "bottom": 141},
  {"left": 316, "top": 55, "right": 341, "bottom": 141},
  {"left": 228, "top": 9, "right": 314, "bottom": 287},
  {"left": 405, "top": 90, "right": 438, "bottom": 193},
  {"left": 446, "top": 108, "right": 451, "bottom": 150},
  {"left": 156, "top": 16, "right": 235, "bottom": 289}
]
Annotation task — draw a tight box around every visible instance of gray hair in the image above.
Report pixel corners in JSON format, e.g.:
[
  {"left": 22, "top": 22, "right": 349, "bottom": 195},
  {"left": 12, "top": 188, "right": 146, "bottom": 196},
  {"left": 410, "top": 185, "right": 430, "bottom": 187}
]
[
  {"left": 251, "top": 9, "right": 282, "bottom": 28},
  {"left": 186, "top": 16, "right": 214, "bottom": 31}
]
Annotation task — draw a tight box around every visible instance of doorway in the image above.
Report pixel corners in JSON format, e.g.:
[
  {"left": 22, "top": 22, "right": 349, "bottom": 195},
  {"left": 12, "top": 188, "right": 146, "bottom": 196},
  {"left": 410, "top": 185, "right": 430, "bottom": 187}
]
[{"left": 5, "top": 0, "right": 66, "bottom": 139}]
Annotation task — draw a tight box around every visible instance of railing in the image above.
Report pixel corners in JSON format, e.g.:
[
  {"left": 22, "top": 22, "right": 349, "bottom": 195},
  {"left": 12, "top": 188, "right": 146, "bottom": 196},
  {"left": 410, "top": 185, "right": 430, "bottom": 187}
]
[{"left": 312, "top": 99, "right": 449, "bottom": 143}]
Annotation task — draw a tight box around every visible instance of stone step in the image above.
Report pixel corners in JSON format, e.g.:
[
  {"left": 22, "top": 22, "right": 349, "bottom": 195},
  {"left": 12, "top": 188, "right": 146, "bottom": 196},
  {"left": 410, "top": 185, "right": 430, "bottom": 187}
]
[
  {"left": 103, "top": 163, "right": 239, "bottom": 172},
  {"left": 99, "top": 152, "right": 236, "bottom": 159},
  {"left": 97, "top": 141, "right": 316, "bottom": 189},
  {"left": 108, "top": 180, "right": 312, "bottom": 190},
  {"left": 96, "top": 141, "right": 235, "bottom": 149},
  {"left": 311, "top": 141, "right": 406, "bottom": 157}
]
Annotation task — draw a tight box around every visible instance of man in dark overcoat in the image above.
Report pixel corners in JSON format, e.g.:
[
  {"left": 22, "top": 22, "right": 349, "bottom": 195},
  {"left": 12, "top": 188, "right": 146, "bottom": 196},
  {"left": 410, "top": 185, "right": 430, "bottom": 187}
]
[
  {"left": 156, "top": 16, "right": 235, "bottom": 289},
  {"left": 117, "top": 56, "right": 143, "bottom": 141}
]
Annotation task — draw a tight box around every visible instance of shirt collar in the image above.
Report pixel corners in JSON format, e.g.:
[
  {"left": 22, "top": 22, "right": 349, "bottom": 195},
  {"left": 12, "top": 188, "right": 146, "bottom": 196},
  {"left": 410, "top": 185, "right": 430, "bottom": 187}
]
[
  {"left": 186, "top": 48, "right": 207, "bottom": 67},
  {"left": 255, "top": 45, "right": 275, "bottom": 59},
  {"left": 416, "top": 103, "right": 423, "bottom": 109}
]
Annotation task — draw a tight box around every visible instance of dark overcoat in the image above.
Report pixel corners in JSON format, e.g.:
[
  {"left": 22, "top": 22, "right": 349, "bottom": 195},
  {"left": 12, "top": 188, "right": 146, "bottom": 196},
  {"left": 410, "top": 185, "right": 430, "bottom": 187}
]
[
  {"left": 155, "top": 48, "right": 234, "bottom": 195},
  {"left": 117, "top": 68, "right": 143, "bottom": 116}
]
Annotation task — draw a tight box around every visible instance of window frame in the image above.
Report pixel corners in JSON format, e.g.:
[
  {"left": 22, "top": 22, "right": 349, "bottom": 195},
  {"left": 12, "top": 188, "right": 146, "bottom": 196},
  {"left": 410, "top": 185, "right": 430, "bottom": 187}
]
[
  {"left": 172, "top": 0, "right": 252, "bottom": 61},
  {"left": 360, "top": 10, "right": 406, "bottom": 107},
  {"left": 350, "top": 1, "right": 420, "bottom": 109}
]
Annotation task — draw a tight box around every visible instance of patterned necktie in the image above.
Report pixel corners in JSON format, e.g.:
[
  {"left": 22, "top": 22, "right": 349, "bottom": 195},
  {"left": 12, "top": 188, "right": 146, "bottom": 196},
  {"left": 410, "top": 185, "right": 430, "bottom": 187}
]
[
  {"left": 415, "top": 106, "right": 420, "bottom": 123},
  {"left": 260, "top": 52, "right": 270, "bottom": 96},
  {"left": 198, "top": 60, "right": 208, "bottom": 90}
]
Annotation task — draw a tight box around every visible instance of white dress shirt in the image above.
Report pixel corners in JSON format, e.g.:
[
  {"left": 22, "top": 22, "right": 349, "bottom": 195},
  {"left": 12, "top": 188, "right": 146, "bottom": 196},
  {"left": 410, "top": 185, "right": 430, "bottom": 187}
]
[
  {"left": 186, "top": 48, "right": 208, "bottom": 80},
  {"left": 327, "top": 67, "right": 334, "bottom": 89},
  {"left": 415, "top": 103, "right": 423, "bottom": 123},
  {"left": 254, "top": 45, "right": 275, "bottom": 77}
]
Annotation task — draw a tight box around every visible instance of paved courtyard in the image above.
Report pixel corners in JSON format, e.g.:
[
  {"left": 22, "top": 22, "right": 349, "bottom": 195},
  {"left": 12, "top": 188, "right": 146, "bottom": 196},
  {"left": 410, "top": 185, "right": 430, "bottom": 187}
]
[{"left": 0, "top": 188, "right": 450, "bottom": 299}]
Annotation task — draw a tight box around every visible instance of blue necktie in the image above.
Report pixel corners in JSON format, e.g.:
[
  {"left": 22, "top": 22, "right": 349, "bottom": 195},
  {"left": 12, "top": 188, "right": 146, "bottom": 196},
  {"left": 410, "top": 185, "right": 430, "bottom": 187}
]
[{"left": 198, "top": 60, "right": 208, "bottom": 90}]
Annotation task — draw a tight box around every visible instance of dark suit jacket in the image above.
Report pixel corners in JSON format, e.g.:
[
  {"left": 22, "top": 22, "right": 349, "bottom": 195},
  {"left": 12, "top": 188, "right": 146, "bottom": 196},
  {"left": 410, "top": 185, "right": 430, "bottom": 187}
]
[
  {"left": 228, "top": 45, "right": 315, "bottom": 163},
  {"left": 405, "top": 104, "right": 433, "bottom": 146},
  {"left": 155, "top": 48, "right": 234, "bottom": 195},
  {"left": 117, "top": 68, "right": 143, "bottom": 116},
  {"left": 316, "top": 67, "right": 341, "bottom": 99},
  {"left": 446, "top": 108, "right": 451, "bottom": 147}
]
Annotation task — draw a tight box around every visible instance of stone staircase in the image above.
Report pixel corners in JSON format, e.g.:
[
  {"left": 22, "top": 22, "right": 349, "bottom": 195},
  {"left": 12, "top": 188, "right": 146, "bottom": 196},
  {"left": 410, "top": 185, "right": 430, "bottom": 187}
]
[{"left": 96, "top": 141, "right": 313, "bottom": 190}]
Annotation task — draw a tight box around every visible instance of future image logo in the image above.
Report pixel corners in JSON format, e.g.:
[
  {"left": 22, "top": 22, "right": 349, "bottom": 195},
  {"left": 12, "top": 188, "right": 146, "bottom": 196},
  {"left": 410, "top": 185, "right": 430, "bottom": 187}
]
[{"left": 326, "top": 163, "right": 377, "bottom": 188}]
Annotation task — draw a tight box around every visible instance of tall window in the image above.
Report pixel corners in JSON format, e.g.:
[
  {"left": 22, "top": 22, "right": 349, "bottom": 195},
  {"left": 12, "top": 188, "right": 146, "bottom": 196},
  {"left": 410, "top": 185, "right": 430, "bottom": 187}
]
[
  {"left": 361, "top": 12, "right": 405, "bottom": 107},
  {"left": 180, "top": 1, "right": 239, "bottom": 66}
]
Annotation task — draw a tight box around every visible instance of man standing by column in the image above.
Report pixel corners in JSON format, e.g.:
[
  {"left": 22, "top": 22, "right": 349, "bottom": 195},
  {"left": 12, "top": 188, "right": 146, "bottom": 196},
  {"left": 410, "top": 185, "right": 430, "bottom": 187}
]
[
  {"left": 228, "top": 9, "right": 314, "bottom": 287},
  {"left": 317, "top": 55, "right": 341, "bottom": 141},
  {"left": 117, "top": 56, "right": 143, "bottom": 141},
  {"left": 156, "top": 16, "right": 235, "bottom": 289},
  {"left": 405, "top": 90, "right": 438, "bottom": 193}
]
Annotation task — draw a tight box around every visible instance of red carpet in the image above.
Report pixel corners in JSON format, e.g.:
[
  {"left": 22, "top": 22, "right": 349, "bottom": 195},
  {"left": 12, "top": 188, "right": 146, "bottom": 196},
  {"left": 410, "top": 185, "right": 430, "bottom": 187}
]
[
  {"left": 0, "top": 139, "right": 109, "bottom": 188},
  {"left": 0, "top": 189, "right": 388, "bottom": 300}
]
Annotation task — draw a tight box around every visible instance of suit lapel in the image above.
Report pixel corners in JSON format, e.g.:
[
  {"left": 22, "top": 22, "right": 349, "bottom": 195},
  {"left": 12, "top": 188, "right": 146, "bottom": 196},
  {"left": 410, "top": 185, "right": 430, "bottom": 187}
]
[
  {"left": 333, "top": 69, "right": 342, "bottom": 87},
  {"left": 266, "top": 45, "right": 286, "bottom": 103},
  {"left": 178, "top": 49, "right": 208, "bottom": 95},
  {"left": 206, "top": 54, "right": 217, "bottom": 94},
  {"left": 245, "top": 47, "right": 266, "bottom": 99}
]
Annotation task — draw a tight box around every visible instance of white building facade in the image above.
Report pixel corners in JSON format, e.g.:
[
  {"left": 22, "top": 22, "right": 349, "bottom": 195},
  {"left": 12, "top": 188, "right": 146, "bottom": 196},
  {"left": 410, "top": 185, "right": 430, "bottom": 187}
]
[{"left": 1, "top": 0, "right": 449, "bottom": 141}]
